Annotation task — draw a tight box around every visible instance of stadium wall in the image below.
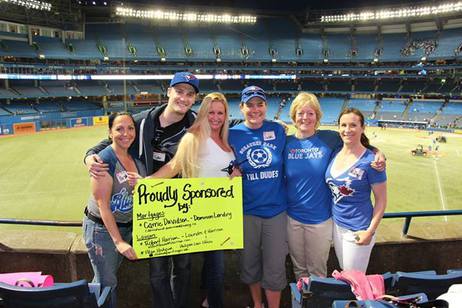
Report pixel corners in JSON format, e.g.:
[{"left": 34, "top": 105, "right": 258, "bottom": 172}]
[
  {"left": 0, "top": 221, "right": 461, "bottom": 307},
  {"left": 0, "top": 110, "right": 104, "bottom": 135}
]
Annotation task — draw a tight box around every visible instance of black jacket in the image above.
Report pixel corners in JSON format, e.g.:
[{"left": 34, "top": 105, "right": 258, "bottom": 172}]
[{"left": 85, "top": 104, "right": 197, "bottom": 174}]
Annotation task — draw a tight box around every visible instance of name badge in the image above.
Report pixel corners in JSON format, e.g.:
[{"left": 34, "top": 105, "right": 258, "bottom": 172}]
[
  {"left": 153, "top": 151, "right": 166, "bottom": 162},
  {"left": 115, "top": 171, "right": 128, "bottom": 184},
  {"left": 348, "top": 167, "right": 364, "bottom": 180},
  {"left": 263, "top": 131, "right": 275, "bottom": 141}
]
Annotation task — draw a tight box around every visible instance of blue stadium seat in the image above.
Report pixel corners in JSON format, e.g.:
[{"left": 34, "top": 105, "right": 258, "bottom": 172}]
[
  {"left": 290, "top": 273, "right": 394, "bottom": 307},
  {"left": 393, "top": 271, "right": 462, "bottom": 299},
  {"left": 0, "top": 279, "right": 110, "bottom": 308},
  {"left": 331, "top": 293, "right": 429, "bottom": 308}
]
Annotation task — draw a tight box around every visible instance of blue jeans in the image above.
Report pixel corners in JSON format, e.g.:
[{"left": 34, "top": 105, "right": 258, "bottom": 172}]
[
  {"left": 83, "top": 216, "right": 132, "bottom": 308},
  {"left": 149, "top": 254, "right": 191, "bottom": 308},
  {"left": 201, "top": 250, "right": 224, "bottom": 308}
]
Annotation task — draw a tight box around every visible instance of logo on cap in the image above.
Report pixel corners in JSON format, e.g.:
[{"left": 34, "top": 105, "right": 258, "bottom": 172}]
[{"left": 185, "top": 74, "right": 196, "bottom": 81}]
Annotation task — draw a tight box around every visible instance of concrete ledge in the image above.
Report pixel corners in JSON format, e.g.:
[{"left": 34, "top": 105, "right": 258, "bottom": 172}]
[
  {"left": 0, "top": 229, "right": 79, "bottom": 254},
  {"left": 0, "top": 221, "right": 461, "bottom": 307}
]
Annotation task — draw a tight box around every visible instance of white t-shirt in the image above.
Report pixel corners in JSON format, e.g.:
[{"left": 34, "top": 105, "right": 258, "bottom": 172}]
[{"left": 198, "top": 137, "right": 235, "bottom": 178}]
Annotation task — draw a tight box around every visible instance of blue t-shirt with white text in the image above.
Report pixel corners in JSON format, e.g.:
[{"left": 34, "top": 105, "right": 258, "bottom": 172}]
[
  {"left": 229, "top": 121, "right": 287, "bottom": 218},
  {"left": 284, "top": 130, "right": 341, "bottom": 224}
]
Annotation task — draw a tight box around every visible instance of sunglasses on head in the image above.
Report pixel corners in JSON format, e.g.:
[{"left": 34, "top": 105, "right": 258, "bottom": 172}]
[{"left": 243, "top": 90, "right": 266, "bottom": 97}]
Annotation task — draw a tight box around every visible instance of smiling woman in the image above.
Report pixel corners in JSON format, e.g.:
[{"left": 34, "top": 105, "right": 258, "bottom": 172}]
[
  {"left": 284, "top": 92, "right": 342, "bottom": 279},
  {"left": 325, "top": 108, "right": 387, "bottom": 273},
  {"left": 228, "top": 85, "right": 287, "bottom": 308},
  {"left": 83, "top": 111, "right": 147, "bottom": 307}
]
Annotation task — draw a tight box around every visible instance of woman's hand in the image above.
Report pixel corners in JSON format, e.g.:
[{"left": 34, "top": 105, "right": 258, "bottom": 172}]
[
  {"left": 127, "top": 172, "right": 143, "bottom": 187},
  {"left": 115, "top": 241, "right": 138, "bottom": 260},
  {"left": 354, "top": 230, "right": 374, "bottom": 245},
  {"left": 229, "top": 167, "right": 242, "bottom": 179},
  {"left": 371, "top": 151, "right": 386, "bottom": 172}
]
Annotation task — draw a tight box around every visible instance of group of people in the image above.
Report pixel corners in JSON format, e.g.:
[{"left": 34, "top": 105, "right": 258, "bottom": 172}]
[{"left": 82, "top": 71, "right": 387, "bottom": 308}]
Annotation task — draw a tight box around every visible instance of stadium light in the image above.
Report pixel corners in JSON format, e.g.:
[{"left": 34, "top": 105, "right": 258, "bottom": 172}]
[
  {"left": 320, "top": 1, "right": 462, "bottom": 23},
  {"left": 115, "top": 6, "right": 257, "bottom": 24},
  {"left": 0, "top": 0, "right": 52, "bottom": 11}
]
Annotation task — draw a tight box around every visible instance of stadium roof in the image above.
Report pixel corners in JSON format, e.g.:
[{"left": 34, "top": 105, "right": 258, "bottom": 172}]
[{"left": 101, "top": 0, "right": 431, "bottom": 12}]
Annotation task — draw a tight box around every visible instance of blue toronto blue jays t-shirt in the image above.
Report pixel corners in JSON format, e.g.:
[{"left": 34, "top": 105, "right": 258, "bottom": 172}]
[
  {"left": 325, "top": 148, "right": 386, "bottom": 231},
  {"left": 284, "top": 130, "right": 342, "bottom": 224},
  {"left": 87, "top": 145, "right": 146, "bottom": 223},
  {"left": 229, "top": 121, "right": 287, "bottom": 218}
]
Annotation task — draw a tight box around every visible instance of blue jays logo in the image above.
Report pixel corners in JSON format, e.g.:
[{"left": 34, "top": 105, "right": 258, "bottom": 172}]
[
  {"left": 185, "top": 74, "right": 197, "bottom": 80},
  {"left": 247, "top": 147, "right": 272, "bottom": 168},
  {"left": 327, "top": 177, "right": 355, "bottom": 204},
  {"left": 111, "top": 187, "right": 133, "bottom": 213}
]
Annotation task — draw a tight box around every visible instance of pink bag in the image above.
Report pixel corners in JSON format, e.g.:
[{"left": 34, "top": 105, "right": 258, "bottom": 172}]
[
  {"left": 332, "top": 269, "right": 385, "bottom": 300},
  {"left": 0, "top": 272, "right": 54, "bottom": 288}
]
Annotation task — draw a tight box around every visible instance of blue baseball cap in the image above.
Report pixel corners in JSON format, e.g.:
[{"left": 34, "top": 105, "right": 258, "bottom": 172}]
[
  {"left": 170, "top": 72, "right": 199, "bottom": 93},
  {"left": 241, "top": 85, "right": 266, "bottom": 104}
]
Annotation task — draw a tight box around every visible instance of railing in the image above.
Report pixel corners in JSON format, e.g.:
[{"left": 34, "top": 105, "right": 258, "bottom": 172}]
[
  {"left": 0, "top": 218, "right": 81, "bottom": 227},
  {"left": 383, "top": 209, "right": 462, "bottom": 236},
  {"left": 1, "top": 209, "right": 462, "bottom": 236}
]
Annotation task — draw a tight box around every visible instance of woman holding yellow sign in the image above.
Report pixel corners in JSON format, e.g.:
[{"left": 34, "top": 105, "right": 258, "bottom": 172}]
[{"left": 129, "top": 92, "right": 240, "bottom": 308}]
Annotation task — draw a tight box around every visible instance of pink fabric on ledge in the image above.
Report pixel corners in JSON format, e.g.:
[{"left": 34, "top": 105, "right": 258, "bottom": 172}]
[{"left": 0, "top": 272, "right": 54, "bottom": 288}]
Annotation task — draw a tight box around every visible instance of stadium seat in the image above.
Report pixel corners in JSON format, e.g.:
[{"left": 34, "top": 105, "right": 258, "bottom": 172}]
[
  {"left": 331, "top": 293, "right": 431, "bottom": 308},
  {"left": 393, "top": 271, "right": 462, "bottom": 299},
  {"left": 290, "top": 273, "right": 394, "bottom": 307},
  {"left": 0, "top": 279, "right": 110, "bottom": 308}
]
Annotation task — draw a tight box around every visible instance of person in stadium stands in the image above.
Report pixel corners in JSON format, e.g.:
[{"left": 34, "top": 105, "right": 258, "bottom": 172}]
[
  {"left": 284, "top": 92, "right": 341, "bottom": 279},
  {"left": 128, "top": 92, "right": 240, "bottom": 308},
  {"left": 83, "top": 112, "right": 146, "bottom": 308},
  {"left": 228, "top": 86, "right": 287, "bottom": 308},
  {"left": 325, "top": 108, "right": 387, "bottom": 273},
  {"left": 84, "top": 72, "right": 199, "bottom": 308},
  {"left": 284, "top": 93, "right": 386, "bottom": 279}
]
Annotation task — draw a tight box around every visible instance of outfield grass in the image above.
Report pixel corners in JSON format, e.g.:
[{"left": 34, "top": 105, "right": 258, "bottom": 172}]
[{"left": 0, "top": 125, "right": 461, "bottom": 232}]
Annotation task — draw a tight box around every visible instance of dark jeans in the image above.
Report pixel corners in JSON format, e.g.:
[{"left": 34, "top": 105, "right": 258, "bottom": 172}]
[
  {"left": 149, "top": 254, "right": 191, "bottom": 308},
  {"left": 201, "top": 251, "right": 225, "bottom": 308}
]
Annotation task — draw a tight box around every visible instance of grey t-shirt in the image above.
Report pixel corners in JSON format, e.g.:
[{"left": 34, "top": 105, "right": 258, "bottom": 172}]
[{"left": 87, "top": 145, "right": 146, "bottom": 223}]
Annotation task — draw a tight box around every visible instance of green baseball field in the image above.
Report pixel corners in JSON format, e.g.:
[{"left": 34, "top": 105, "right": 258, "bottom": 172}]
[{"left": 1, "top": 125, "right": 461, "bottom": 232}]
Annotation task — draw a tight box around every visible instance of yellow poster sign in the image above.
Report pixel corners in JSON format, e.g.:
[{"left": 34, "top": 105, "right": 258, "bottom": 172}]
[{"left": 133, "top": 177, "right": 243, "bottom": 259}]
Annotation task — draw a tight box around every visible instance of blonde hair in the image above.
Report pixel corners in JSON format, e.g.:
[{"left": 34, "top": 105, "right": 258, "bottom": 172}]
[
  {"left": 289, "top": 92, "right": 323, "bottom": 130},
  {"left": 171, "top": 92, "right": 231, "bottom": 178}
]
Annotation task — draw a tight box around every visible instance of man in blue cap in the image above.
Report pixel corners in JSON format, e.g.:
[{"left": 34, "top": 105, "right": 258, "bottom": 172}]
[{"left": 84, "top": 71, "right": 199, "bottom": 308}]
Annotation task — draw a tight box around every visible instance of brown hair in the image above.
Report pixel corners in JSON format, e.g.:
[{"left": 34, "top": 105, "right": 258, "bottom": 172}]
[
  {"left": 337, "top": 108, "right": 370, "bottom": 148},
  {"left": 108, "top": 112, "right": 135, "bottom": 140}
]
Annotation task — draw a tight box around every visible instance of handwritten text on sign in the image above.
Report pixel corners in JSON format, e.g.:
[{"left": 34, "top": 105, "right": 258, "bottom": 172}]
[{"left": 133, "top": 177, "right": 243, "bottom": 259}]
